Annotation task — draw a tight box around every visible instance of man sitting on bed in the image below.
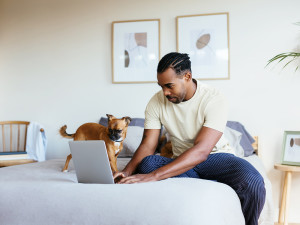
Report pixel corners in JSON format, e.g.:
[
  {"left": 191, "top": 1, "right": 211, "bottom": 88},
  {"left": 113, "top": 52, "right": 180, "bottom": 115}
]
[{"left": 113, "top": 52, "right": 265, "bottom": 225}]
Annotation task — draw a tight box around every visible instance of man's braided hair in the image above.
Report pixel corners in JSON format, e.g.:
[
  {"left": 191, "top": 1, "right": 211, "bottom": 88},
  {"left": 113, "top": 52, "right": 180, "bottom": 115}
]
[{"left": 157, "top": 52, "right": 191, "bottom": 76}]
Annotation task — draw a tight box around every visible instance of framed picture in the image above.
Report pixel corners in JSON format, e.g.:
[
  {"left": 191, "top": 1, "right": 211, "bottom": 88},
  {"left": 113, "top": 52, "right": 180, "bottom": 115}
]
[
  {"left": 281, "top": 131, "right": 300, "bottom": 166},
  {"left": 176, "top": 12, "right": 230, "bottom": 80},
  {"left": 111, "top": 19, "right": 160, "bottom": 83}
]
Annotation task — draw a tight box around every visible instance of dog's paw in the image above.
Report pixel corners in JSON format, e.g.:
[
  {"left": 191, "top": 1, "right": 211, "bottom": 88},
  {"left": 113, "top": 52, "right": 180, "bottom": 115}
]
[{"left": 62, "top": 169, "right": 68, "bottom": 173}]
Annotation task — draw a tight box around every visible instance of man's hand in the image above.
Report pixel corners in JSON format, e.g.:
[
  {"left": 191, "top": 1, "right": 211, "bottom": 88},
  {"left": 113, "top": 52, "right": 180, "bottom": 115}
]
[
  {"left": 116, "top": 173, "right": 158, "bottom": 184},
  {"left": 113, "top": 129, "right": 161, "bottom": 184},
  {"left": 113, "top": 171, "right": 129, "bottom": 183}
]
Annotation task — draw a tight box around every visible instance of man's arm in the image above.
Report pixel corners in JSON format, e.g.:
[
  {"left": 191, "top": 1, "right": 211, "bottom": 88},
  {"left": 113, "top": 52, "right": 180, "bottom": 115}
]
[
  {"left": 118, "top": 126, "right": 222, "bottom": 184},
  {"left": 113, "top": 129, "right": 160, "bottom": 181}
]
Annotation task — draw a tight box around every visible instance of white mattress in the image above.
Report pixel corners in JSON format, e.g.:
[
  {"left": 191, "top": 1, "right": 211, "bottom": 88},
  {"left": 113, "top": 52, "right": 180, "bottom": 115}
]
[
  {"left": 0, "top": 155, "right": 274, "bottom": 225},
  {"left": 242, "top": 155, "right": 275, "bottom": 225},
  {"left": 118, "top": 155, "right": 275, "bottom": 225}
]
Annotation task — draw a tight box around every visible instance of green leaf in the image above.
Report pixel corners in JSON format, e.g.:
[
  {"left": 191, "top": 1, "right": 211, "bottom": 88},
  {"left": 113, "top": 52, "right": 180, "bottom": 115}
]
[
  {"left": 266, "top": 22, "right": 300, "bottom": 71},
  {"left": 266, "top": 52, "right": 300, "bottom": 69}
]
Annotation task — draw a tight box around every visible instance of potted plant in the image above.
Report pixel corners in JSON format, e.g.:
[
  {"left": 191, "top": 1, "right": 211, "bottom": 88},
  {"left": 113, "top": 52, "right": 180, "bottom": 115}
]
[{"left": 266, "top": 22, "right": 300, "bottom": 71}]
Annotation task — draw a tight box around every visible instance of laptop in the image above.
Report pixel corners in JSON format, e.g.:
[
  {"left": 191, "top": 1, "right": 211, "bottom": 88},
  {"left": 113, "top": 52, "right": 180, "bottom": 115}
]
[{"left": 69, "top": 140, "right": 114, "bottom": 184}]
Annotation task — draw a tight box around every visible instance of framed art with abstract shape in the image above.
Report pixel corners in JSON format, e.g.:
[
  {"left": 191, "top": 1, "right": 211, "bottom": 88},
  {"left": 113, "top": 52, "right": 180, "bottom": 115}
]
[
  {"left": 176, "top": 12, "right": 230, "bottom": 80},
  {"left": 112, "top": 19, "right": 160, "bottom": 83},
  {"left": 281, "top": 131, "right": 300, "bottom": 166}
]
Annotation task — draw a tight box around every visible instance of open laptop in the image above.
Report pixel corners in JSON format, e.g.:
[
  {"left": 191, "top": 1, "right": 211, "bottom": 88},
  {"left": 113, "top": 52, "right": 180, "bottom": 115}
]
[{"left": 69, "top": 140, "right": 114, "bottom": 184}]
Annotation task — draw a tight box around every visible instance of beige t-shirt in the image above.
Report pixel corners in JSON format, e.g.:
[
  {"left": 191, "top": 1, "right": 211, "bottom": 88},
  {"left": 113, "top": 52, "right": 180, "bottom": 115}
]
[{"left": 144, "top": 79, "right": 229, "bottom": 158}]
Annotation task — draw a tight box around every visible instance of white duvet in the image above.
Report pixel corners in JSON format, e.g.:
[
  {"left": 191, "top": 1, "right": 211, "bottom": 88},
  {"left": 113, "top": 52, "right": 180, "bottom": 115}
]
[{"left": 0, "top": 155, "right": 274, "bottom": 225}]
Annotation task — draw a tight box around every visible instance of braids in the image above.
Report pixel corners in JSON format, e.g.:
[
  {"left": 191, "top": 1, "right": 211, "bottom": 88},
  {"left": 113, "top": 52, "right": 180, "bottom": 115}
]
[{"left": 157, "top": 52, "right": 191, "bottom": 76}]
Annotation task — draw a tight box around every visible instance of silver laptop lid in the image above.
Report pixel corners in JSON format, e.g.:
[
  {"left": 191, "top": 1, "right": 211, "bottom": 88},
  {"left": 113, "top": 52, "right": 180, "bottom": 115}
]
[{"left": 69, "top": 140, "right": 114, "bottom": 184}]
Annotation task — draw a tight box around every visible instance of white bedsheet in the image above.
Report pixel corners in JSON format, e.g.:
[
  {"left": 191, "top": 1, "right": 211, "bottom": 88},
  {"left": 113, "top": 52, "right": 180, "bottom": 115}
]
[
  {"left": 242, "top": 155, "right": 275, "bottom": 225},
  {"left": 0, "top": 155, "right": 273, "bottom": 225},
  {"left": 119, "top": 155, "right": 275, "bottom": 225}
]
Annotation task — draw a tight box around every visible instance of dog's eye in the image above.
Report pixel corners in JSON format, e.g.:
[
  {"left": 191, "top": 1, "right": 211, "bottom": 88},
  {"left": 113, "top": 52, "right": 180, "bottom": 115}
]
[
  {"left": 108, "top": 129, "right": 113, "bottom": 132},
  {"left": 116, "top": 129, "right": 122, "bottom": 133}
]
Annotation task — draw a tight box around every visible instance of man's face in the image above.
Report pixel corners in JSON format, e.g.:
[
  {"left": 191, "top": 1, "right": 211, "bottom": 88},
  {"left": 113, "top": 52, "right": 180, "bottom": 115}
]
[{"left": 157, "top": 68, "right": 187, "bottom": 104}]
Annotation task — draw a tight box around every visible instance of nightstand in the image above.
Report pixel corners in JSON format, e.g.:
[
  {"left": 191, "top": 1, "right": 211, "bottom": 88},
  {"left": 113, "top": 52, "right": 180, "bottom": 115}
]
[{"left": 274, "top": 163, "right": 300, "bottom": 225}]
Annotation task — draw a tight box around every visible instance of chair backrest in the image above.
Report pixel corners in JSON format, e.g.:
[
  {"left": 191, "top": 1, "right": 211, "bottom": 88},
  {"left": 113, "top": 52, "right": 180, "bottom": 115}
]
[{"left": 0, "top": 121, "right": 30, "bottom": 154}]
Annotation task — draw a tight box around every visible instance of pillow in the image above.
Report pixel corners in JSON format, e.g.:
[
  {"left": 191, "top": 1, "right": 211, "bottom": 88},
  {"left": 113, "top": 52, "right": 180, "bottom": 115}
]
[
  {"left": 119, "top": 126, "right": 144, "bottom": 157},
  {"left": 160, "top": 127, "right": 245, "bottom": 157},
  {"left": 211, "top": 134, "right": 235, "bottom": 155},
  {"left": 160, "top": 129, "right": 236, "bottom": 156},
  {"left": 223, "top": 127, "right": 244, "bottom": 157},
  {"left": 99, "top": 117, "right": 145, "bottom": 127},
  {"left": 98, "top": 117, "right": 253, "bottom": 157},
  {"left": 226, "top": 121, "right": 255, "bottom": 156}
]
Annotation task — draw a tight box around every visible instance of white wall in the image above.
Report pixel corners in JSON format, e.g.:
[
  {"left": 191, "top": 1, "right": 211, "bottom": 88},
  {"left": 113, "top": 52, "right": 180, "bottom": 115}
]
[{"left": 1, "top": 0, "right": 300, "bottom": 222}]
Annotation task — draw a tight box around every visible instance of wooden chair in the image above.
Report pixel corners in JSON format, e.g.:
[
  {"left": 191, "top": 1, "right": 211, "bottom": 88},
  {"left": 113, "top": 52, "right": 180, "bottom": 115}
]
[{"left": 0, "top": 121, "right": 44, "bottom": 167}]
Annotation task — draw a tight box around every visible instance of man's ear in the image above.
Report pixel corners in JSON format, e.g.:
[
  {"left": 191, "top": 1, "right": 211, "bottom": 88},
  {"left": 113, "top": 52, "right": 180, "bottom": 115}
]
[
  {"left": 184, "top": 72, "right": 192, "bottom": 81},
  {"left": 122, "top": 116, "right": 132, "bottom": 126},
  {"left": 106, "top": 114, "right": 115, "bottom": 122}
]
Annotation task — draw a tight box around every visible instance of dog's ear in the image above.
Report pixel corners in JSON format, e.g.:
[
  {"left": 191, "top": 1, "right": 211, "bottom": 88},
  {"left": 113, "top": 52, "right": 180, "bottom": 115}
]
[
  {"left": 122, "top": 116, "right": 132, "bottom": 126},
  {"left": 106, "top": 114, "right": 115, "bottom": 122}
]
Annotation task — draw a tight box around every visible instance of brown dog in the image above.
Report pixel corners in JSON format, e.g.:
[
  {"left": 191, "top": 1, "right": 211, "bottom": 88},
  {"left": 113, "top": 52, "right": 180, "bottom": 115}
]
[
  {"left": 159, "top": 135, "right": 173, "bottom": 158},
  {"left": 59, "top": 114, "right": 131, "bottom": 173}
]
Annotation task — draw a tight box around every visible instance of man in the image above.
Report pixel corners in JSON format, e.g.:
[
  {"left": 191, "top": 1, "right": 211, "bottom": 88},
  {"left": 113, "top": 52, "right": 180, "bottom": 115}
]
[{"left": 114, "top": 52, "right": 265, "bottom": 225}]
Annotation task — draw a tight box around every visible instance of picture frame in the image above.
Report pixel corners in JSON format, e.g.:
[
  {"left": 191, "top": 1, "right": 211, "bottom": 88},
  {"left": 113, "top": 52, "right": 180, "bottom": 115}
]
[
  {"left": 111, "top": 19, "right": 160, "bottom": 83},
  {"left": 176, "top": 12, "right": 230, "bottom": 80},
  {"left": 281, "top": 131, "right": 300, "bottom": 166}
]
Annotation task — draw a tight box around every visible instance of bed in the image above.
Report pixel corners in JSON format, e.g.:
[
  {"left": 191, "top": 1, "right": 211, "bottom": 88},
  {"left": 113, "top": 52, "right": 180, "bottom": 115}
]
[{"left": 0, "top": 121, "right": 274, "bottom": 225}]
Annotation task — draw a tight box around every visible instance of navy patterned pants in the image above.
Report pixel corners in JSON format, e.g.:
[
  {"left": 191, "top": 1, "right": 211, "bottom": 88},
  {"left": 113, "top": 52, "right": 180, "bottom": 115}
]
[{"left": 137, "top": 153, "right": 266, "bottom": 225}]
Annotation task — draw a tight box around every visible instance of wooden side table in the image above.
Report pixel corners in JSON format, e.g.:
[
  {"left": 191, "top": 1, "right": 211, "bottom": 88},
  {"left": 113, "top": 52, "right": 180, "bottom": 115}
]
[{"left": 274, "top": 163, "right": 300, "bottom": 225}]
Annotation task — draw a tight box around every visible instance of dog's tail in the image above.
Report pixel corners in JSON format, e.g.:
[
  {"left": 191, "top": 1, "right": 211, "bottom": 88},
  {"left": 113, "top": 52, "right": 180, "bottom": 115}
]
[{"left": 59, "top": 125, "right": 75, "bottom": 139}]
